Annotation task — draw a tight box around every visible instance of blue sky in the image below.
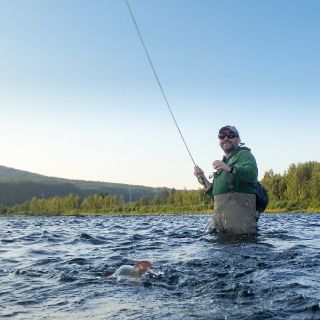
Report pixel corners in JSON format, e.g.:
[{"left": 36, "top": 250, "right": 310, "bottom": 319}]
[{"left": 1, "top": 0, "right": 320, "bottom": 189}]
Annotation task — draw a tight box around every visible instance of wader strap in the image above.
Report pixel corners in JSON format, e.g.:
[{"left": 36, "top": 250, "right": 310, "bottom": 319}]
[
  {"left": 227, "top": 169, "right": 235, "bottom": 192},
  {"left": 222, "top": 156, "right": 235, "bottom": 192}
]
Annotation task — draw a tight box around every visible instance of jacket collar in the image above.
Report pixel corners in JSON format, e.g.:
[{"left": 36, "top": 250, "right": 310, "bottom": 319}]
[{"left": 223, "top": 146, "right": 251, "bottom": 162}]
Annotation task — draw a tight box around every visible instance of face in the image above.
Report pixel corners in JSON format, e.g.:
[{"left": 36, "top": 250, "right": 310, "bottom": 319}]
[{"left": 218, "top": 131, "right": 240, "bottom": 154}]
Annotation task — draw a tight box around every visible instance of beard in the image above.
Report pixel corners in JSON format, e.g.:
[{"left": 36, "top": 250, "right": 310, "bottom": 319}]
[{"left": 221, "top": 142, "right": 236, "bottom": 153}]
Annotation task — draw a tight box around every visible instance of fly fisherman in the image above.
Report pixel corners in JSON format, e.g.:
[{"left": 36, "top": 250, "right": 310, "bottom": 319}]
[{"left": 194, "top": 126, "right": 259, "bottom": 234}]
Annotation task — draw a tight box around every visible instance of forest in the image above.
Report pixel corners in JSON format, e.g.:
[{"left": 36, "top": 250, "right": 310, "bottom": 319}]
[
  {"left": 0, "top": 165, "right": 168, "bottom": 206},
  {"left": 261, "top": 161, "right": 320, "bottom": 211},
  {"left": 1, "top": 161, "right": 320, "bottom": 215}
]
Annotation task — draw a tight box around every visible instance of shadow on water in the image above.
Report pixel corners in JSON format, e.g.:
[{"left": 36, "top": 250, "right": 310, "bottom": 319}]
[{"left": 207, "top": 230, "right": 259, "bottom": 245}]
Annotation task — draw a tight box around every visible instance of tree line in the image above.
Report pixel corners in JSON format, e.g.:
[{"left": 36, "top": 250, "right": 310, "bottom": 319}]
[
  {"left": 1, "top": 161, "right": 320, "bottom": 215},
  {"left": 0, "top": 180, "right": 167, "bottom": 206},
  {"left": 261, "top": 161, "right": 320, "bottom": 212},
  {"left": 2, "top": 189, "right": 212, "bottom": 215}
]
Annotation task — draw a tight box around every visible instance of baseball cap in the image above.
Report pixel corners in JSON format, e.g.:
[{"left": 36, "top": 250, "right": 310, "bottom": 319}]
[{"left": 219, "top": 125, "right": 239, "bottom": 137}]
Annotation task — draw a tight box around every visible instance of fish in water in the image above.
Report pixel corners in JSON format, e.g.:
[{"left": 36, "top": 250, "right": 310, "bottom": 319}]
[{"left": 109, "top": 261, "right": 152, "bottom": 282}]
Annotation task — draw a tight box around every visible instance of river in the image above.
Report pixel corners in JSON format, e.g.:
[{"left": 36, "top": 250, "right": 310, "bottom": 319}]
[{"left": 1, "top": 213, "right": 319, "bottom": 319}]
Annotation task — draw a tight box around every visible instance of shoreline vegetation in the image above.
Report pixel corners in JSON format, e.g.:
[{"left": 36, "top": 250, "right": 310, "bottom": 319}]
[{"left": 1, "top": 161, "right": 320, "bottom": 215}]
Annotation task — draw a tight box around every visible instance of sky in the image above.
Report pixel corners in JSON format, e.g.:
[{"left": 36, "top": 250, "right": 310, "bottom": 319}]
[{"left": 1, "top": 0, "right": 320, "bottom": 189}]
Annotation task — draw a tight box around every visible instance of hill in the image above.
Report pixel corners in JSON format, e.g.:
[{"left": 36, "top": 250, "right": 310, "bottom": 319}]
[{"left": 0, "top": 165, "right": 170, "bottom": 206}]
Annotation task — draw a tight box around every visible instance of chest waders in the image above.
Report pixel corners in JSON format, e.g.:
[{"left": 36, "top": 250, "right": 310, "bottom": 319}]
[
  {"left": 212, "top": 192, "right": 258, "bottom": 234},
  {"left": 209, "top": 169, "right": 259, "bottom": 234}
]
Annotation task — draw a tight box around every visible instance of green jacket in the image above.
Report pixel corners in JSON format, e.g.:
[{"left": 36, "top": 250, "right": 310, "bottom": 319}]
[{"left": 207, "top": 146, "right": 258, "bottom": 197}]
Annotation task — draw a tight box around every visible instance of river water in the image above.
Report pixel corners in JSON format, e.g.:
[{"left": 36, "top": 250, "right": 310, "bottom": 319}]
[{"left": 1, "top": 214, "right": 319, "bottom": 320}]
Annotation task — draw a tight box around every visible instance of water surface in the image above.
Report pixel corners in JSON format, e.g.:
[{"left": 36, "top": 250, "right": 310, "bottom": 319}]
[{"left": 1, "top": 214, "right": 320, "bottom": 319}]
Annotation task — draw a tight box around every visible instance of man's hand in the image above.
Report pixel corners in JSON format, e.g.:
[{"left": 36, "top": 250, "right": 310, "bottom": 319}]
[
  {"left": 212, "top": 160, "right": 231, "bottom": 172},
  {"left": 194, "top": 165, "right": 212, "bottom": 191},
  {"left": 194, "top": 165, "right": 205, "bottom": 178}
]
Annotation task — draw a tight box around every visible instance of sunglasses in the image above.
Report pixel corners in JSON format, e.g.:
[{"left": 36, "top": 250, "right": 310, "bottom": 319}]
[{"left": 218, "top": 133, "right": 238, "bottom": 140}]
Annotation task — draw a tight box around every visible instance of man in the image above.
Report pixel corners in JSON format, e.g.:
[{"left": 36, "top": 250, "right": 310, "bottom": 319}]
[{"left": 194, "top": 125, "right": 259, "bottom": 234}]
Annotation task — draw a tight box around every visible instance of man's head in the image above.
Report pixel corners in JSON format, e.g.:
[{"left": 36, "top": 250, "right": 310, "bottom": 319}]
[{"left": 218, "top": 125, "right": 241, "bottom": 154}]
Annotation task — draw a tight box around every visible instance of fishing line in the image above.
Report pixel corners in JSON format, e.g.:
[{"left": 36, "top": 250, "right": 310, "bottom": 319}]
[{"left": 125, "top": 0, "right": 196, "bottom": 166}]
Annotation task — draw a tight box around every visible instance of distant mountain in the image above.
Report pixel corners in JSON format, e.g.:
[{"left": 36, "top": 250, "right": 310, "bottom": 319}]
[
  {"left": 0, "top": 165, "right": 56, "bottom": 182},
  {"left": 0, "top": 165, "right": 170, "bottom": 206}
]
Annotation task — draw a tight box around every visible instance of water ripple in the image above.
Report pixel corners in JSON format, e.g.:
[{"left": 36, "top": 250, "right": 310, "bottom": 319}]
[{"left": 0, "top": 214, "right": 319, "bottom": 319}]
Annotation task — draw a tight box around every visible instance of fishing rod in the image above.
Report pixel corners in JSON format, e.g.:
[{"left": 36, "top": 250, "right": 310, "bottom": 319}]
[{"left": 124, "top": 0, "right": 196, "bottom": 166}]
